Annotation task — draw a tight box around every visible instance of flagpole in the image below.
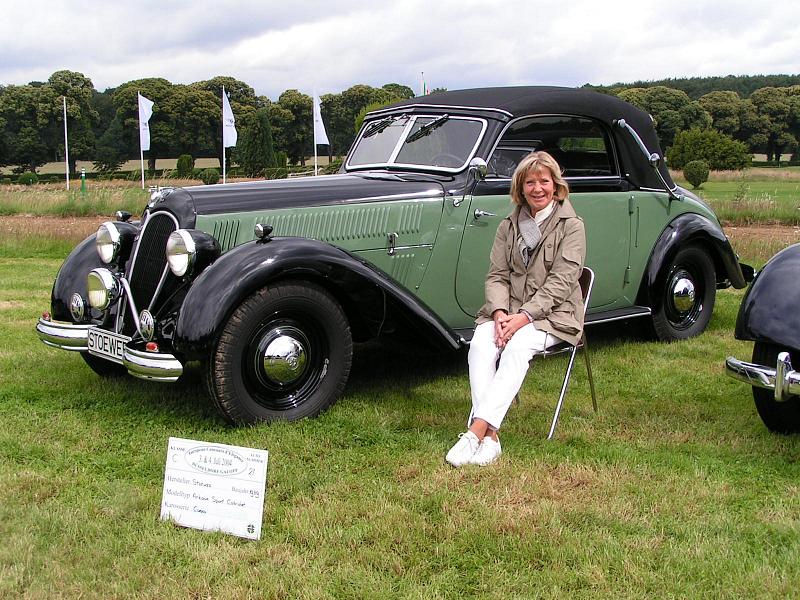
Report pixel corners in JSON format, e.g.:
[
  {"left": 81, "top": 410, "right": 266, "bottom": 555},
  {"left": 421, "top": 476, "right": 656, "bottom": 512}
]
[
  {"left": 63, "top": 96, "right": 70, "bottom": 190},
  {"left": 138, "top": 91, "right": 145, "bottom": 189},
  {"left": 313, "top": 111, "right": 318, "bottom": 177},
  {"left": 222, "top": 86, "right": 227, "bottom": 184}
]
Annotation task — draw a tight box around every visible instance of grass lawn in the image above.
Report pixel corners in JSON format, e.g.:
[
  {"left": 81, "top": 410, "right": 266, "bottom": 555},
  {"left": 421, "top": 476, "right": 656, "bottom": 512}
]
[
  {"left": 672, "top": 168, "right": 800, "bottom": 225},
  {"left": 1, "top": 236, "right": 799, "bottom": 597}
]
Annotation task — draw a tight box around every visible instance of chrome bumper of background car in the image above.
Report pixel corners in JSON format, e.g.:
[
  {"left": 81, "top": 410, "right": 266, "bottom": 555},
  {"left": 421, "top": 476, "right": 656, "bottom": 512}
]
[
  {"left": 36, "top": 317, "right": 183, "bottom": 382},
  {"left": 725, "top": 353, "right": 800, "bottom": 402}
]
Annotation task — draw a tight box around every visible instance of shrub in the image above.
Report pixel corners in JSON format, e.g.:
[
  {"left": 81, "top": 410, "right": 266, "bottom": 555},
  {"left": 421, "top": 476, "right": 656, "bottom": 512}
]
[
  {"left": 274, "top": 151, "right": 288, "bottom": 167},
  {"left": 199, "top": 168, "right": 220, "bottom": 185},
  {"left": 17, "top": 172, "right": 39, "bottom": 185},
  {"left": 176, "top": 154, "right": 194, "bottom": 178},
  {"left": 2, "top": 177, "right": 13, "bottom": 185},
  {"left": 683, "top": 160, "right": 709, "bottom": 189},
  {"left": 128, "top": 169, "right": 141, "bottom": 182},
  {"left": 667, "top": 128, "right": 751, "bottom": 171}
]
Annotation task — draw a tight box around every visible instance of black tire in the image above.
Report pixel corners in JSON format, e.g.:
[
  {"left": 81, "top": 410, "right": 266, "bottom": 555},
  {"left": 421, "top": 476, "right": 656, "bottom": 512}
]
[
  {"left": 651, "top": 244, "right": 716, "bottom": 341},
  {"left": 205, "top": 281, "right": 353, "bottom": 424},
  {"left": 752, "top": 342, "right": 800, "bottom": 434},
  {"left": 81, "top": 351, "right": 127, "bottom": 377}
]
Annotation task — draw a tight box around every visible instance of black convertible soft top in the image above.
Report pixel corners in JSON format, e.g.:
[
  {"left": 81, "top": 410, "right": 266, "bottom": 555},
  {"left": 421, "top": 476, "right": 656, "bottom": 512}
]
[{"left": 367, "top": 86, "right": 674, "bottom": 191}]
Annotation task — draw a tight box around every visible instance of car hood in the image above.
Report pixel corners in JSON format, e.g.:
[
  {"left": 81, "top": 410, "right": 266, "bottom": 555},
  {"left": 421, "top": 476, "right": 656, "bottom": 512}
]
[{"left": 160, "top": 173, "right": 447, "bottom": 222}]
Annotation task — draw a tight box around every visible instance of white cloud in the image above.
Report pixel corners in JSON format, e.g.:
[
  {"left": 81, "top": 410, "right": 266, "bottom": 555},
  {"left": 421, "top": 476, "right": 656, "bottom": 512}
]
[{"left": 1, "top": 0, "right": 799, "bottom": 98}]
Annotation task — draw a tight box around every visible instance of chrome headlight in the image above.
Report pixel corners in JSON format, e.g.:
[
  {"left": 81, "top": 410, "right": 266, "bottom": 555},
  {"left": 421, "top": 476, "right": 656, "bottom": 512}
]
[
  {"left": 95, "top": 220, "right": 138, "bottom": 265},
  {"left": 87, "top": 268, "right": 120, "bottom": 310},
  {"left": 166, "top": 230, "right": 196, "bottom": 277},
  {"left": 166, "top": 229, "right": 220, "bottom": 278},
  {"left": 96, "top": 222, "right": 121, "bottom": 264}
]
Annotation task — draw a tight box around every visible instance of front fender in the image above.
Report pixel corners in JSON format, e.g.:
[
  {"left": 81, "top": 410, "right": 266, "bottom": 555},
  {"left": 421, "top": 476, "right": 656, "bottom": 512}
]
[
  {"left": 173, "top": 237, "right": 462, "bottom": 357},
  {"left": 735, "top": 243, "right": 800, "bottom": 350},
  {"left": 50, "top": 234, "right": 105, "bottom": 321},
  {"left": 638, "top": 213, "right": 747, "bottom": 310}
]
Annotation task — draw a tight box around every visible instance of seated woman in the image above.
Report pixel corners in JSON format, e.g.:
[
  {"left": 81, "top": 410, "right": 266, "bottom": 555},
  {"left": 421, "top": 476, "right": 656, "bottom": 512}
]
[{"left": 446, "top": 151, "right": 586, "bottom": 467}]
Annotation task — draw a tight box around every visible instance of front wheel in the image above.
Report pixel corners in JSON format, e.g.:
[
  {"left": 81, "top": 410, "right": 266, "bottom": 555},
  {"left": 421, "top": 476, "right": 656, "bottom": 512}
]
[
  {"left": 752, "top": 342, "right": 800, "bottom": 434},
  {"left": 651, "top": 244, "right": 716, "bottom": 341},
  {"left": 81, "top": 351, "right": 127, "bottom": 377},
  {"left": 205, "top": 281, "right": 353, "bottom": 424}
]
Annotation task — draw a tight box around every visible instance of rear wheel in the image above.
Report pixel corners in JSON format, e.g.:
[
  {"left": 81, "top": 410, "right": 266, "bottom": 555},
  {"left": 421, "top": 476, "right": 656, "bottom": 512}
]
[
  {"left": 205, "top": 281, "right": 353, "bottom": 424},
  {"left": 651, "top": 244, "right": 716, "bottom": 341},
  {"left": 752, "top": 342, "right": 800, "bottom": 434}
]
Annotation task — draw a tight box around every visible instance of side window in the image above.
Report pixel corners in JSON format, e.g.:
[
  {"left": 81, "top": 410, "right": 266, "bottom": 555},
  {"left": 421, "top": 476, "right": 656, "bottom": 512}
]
[{"left": 488, "top": 115, "right": 616, "bottom": 178}]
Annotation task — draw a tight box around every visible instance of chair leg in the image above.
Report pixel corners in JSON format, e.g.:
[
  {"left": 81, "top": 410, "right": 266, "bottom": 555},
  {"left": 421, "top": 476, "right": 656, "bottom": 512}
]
[
  {"left": 547, "top": 345, "right": 578, "bottom": 440},
  {"left": 582, "top": 337, "right": 598, "bottom": 413}
]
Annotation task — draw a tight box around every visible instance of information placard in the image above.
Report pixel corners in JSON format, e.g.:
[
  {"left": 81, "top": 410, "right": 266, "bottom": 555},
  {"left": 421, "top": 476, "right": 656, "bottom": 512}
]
[{"left": 160, "top": 437, "right": 268, "bottom": 540}]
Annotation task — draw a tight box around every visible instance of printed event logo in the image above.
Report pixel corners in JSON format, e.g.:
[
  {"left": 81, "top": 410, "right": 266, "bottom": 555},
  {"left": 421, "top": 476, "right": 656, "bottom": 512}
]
[{"left": 184, "top": 445, "right": 248, "bottom": 476}]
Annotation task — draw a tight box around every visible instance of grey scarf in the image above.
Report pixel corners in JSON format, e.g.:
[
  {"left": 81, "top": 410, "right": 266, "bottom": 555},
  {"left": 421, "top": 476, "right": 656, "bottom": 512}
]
[{"left": 517, "top": 206, "right": 542, "bottom": 267}]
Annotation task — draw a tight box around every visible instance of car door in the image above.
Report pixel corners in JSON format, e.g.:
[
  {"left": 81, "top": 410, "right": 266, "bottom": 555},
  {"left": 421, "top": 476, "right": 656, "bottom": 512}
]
[{"left": 455, "top": 115, "right": 635, "bottom": 317}]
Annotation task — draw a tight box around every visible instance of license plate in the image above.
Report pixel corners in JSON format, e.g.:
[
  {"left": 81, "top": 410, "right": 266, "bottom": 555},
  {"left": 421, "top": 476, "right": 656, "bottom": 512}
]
[{"left": 87, "top": 327, "right": 131, "bottom": 364}]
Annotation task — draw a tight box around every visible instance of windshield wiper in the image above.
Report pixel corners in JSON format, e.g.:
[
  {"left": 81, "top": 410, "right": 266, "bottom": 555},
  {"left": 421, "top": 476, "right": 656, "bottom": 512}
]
[
  {"left": 363, "top": 115, "right": 403, "bottom": 138},
  {"left": 405, "top": 114, "right": 450, "bottom": 143}
]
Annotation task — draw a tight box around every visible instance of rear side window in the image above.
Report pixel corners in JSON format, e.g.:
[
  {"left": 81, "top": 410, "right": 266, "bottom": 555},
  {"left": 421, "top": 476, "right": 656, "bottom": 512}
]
[{"left": 489, "top": 115, "right": 616, "bottom": 178}]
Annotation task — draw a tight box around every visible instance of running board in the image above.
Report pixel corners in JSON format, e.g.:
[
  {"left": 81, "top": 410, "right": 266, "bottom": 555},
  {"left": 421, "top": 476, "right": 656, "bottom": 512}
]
[{"left": 585, "top": 305, "right": 651, "bottom": 325}]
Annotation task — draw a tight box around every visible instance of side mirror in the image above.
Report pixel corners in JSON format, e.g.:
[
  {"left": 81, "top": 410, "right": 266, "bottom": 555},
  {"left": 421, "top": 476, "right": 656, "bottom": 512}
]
[
  {"left": 455, "top": 158, "right": 488, "bottom": 207},
  {"left": 468, "top": 157, "right": 488, "bottom": 181}
]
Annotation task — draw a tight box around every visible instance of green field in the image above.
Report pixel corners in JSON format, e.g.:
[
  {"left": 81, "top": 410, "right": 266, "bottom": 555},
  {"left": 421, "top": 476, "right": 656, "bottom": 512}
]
[
  {"left": 1, "top": 170, "right": 799, "bottom": 596},
  {"left": 1, "top": 231, "right": 799, "bottom": 597}
]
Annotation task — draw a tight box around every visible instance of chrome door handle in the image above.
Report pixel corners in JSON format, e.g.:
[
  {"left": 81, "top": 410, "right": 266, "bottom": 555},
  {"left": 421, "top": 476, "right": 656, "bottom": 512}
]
[{"left": 473, "top": 209, "right": 496, "bottom": 220}]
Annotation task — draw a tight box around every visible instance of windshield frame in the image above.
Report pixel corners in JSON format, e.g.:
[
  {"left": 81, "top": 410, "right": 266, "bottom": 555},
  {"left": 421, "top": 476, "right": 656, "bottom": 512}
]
[{"left": 345, "top": 113, "right": 488, "bottom": 174}]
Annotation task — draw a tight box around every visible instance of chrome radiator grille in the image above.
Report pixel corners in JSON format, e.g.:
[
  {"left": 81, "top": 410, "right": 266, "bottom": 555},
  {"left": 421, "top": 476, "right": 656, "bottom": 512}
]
[{"left": 120, "top": 211, "right": 179, "bottom": 336}]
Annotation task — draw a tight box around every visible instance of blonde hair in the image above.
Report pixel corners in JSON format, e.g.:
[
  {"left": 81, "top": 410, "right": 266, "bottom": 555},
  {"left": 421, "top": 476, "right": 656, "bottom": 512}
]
[{"left": 510, "top": 151, "right": 569, "bottom": 206}]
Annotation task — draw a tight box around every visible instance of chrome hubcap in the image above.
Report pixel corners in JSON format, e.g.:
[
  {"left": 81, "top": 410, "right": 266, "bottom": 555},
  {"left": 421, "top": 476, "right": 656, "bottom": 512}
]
[
  {"left": 670, "top": 274, "right": 696, "bottom": 314},
  {"left": 259, "top": 328, "right": 308, "bottom": 386}
]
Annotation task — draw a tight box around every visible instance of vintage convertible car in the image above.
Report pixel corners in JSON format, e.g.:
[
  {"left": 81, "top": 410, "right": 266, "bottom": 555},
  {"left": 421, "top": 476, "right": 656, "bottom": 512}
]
[
  {"left": 725, "top": 243, "right": 800, "bottom": 432},
  {"left": 37, "top": 86, "right": 750, "bottom": 424}
]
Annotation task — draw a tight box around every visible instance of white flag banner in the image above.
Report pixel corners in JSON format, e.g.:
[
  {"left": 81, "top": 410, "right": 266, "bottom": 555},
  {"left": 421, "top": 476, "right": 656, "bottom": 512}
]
[
  {"left": 222, "top": 89, "right": 237, "bottom": 148},
  {"left": 313, "top": 93, "right": 329, "bottom": 146},
  {"left": 138, "top": 93, "right": 154, "bottom": 152}
]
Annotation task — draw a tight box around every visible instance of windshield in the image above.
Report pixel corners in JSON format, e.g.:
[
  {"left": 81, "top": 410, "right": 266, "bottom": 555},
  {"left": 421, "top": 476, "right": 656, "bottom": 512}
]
[{"left": 347, "top": 114, "right": 486, "bottom": 172}]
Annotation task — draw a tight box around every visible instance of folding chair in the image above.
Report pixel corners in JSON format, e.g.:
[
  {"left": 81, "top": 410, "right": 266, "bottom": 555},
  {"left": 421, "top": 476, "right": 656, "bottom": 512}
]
[{"left": 517, "top": 266, "right": 598, "bottom": 439}]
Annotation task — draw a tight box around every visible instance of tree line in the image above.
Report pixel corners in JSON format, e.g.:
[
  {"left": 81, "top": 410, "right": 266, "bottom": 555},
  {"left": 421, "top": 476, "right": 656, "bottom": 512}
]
[
  {"left": 2, "top": 70, "right": 800, "bottom": 176},
  {"left": 0, "top": 70, "right": 414, "bottom": 175}
]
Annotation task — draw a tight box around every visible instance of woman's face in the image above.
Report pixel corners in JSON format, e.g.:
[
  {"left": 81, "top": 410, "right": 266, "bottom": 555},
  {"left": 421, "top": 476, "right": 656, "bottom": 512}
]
[{"left": 523, "top": 167, "right": 555, "bottom": 214}]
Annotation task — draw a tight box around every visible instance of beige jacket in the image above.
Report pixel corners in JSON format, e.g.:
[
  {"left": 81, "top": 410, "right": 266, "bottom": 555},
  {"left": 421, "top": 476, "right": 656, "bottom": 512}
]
[{"left": 476, "top": 198, "right": 587, "bottom": 346}]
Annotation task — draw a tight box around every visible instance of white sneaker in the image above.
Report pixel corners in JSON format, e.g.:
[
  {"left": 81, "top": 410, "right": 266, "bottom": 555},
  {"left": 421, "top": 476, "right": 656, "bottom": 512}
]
[
  {"left": 469, "top": 437, "right": 502, "bottom": 466},
  {"left": 445, "top": 431, "right": 480, "bottom": 467}
]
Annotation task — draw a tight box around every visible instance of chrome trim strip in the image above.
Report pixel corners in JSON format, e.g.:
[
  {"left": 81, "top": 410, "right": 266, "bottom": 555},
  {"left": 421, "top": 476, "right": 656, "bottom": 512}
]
[
  {"left": 36, "top": 318, "right": 89, "bottom": 351},
  {"left": 123, "top": 347, "right": 183, "bottom": 382},
  {"left": 366, "top": 103, "right": 513, "bottom": 118},
  {"left": 148, "top": 263, "right": 173, "bottom": 311},
  {"left": 725, "top": 355, "right": 800, "bottom": 402},
  {"left": 119, "top": 278, "right": 143, "bottom": 338}
]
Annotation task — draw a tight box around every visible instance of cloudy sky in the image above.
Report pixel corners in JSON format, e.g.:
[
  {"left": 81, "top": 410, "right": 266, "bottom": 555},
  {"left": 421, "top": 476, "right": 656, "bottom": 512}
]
[{"left": 1, "top": 0, "right": 798, "bottom": 98}]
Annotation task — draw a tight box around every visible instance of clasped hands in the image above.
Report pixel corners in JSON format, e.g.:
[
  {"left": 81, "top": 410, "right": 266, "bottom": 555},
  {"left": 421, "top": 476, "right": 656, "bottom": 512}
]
[{"left": 492, "top": 310, "right": 530, "bottom": 348}]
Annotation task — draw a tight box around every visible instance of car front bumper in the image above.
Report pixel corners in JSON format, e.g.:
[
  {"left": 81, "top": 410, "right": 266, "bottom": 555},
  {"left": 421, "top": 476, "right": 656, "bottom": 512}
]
[
  {"left": 725, "top": 352, "right": 800, "bottom": 402},
  {"left": 36, "top": 317, "right": 183, "bottom": 382}
]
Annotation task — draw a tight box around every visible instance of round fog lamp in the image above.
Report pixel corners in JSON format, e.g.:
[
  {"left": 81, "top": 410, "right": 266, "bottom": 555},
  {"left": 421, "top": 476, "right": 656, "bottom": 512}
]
[
  {"left": 96, "top": 222, "right": 121, "bottom": 264},
  {"left": 166, "top": 230, "right": 196, "bottom": 277},
  {"left": 87, "top": 268, "right": 119, "bottom": 310}
]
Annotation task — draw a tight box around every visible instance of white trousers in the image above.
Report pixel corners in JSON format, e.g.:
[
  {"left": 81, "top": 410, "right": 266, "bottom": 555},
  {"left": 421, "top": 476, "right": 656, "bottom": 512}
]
[{"left": 467, "top": 320, "right": 561, "bottom": 430}]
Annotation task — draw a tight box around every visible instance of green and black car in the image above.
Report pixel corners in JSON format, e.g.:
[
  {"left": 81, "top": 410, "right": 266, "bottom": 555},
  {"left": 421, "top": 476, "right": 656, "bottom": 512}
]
[{"left": 37, "top": 86, "right": 751, "bottom": 424}]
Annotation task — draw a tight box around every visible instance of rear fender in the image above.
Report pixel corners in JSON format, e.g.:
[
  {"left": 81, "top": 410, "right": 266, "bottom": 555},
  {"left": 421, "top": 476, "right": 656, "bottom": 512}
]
[
  {"left": 173, "top": 237, "right": 462, "bottom": 358},
  {"left": 638, "top": 213, "right": 747, "bottom": 311}
]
